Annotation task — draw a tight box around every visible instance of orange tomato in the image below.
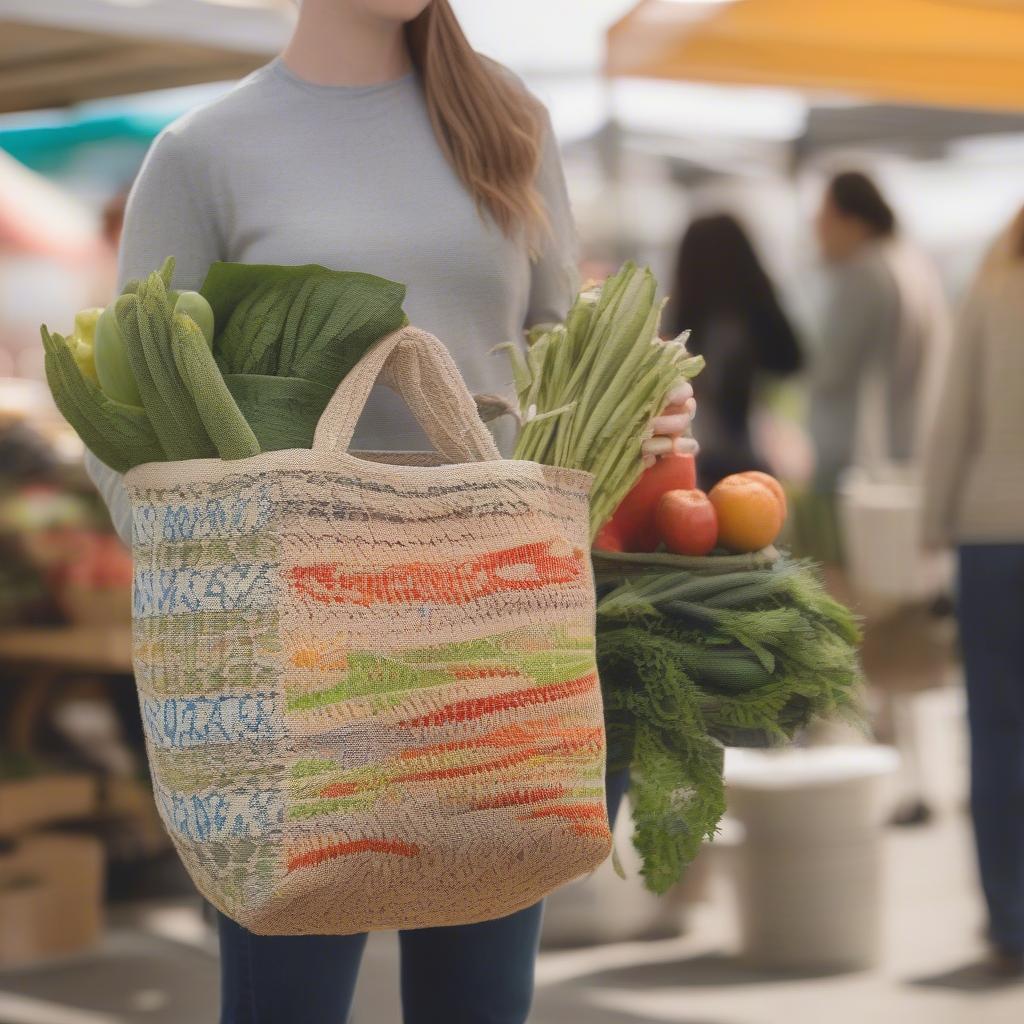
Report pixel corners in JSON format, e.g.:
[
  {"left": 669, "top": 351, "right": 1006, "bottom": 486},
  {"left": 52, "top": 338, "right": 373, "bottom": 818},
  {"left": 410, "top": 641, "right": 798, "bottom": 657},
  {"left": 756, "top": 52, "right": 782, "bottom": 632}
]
[
  {"left": 655, "top": 489, "right": 718, "bottom": 556},
  {"left": 741, "top": 471, "right": 787, "bottom": 519},
  {"left": 708, "top": 474, "right": 783, "bottom": 553}
]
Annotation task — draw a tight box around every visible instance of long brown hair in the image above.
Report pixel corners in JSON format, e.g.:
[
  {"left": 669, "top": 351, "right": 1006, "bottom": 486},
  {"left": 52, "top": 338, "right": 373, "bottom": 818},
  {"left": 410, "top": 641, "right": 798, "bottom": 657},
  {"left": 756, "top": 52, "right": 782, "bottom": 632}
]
[
  {"left": 405, "top": 1, "right": 547, "bottom": 243},
  {"left": 1010, "top": 205, "right": 1024, "bottom": 260},
  {"left": 980, "top": 204, "right": 1024, "bottom": 276}
]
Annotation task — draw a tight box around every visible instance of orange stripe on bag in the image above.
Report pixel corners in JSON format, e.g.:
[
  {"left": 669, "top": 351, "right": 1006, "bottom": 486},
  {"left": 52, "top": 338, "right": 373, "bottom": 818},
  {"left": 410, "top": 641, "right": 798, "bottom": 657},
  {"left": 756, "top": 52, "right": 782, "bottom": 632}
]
[
  {"left": 288, "top": 540, "right": 585, "bottom": 607},
  {"left": 398, "top": 673, "right": 597, "bottom": 728},
  {"left": 571, "top": 823, "right": 613, "bottom": 839},
  {"left": 521, "top": 803, "right": 607, "bottom": 821},
  {"left": 318, "top": 782, "right": 360, "bottom": 798},
  {"left": 287, "top": 838, "right": 420, "bottom": 872},
  {"left": 472, "top": 786, "right": 567, "bottom": 810},
  {"left": 398, "top": 718, "right": 578, "bottom": 759},
  {"left": 391, "top": 746, "right": 544, "bottom": 783}
]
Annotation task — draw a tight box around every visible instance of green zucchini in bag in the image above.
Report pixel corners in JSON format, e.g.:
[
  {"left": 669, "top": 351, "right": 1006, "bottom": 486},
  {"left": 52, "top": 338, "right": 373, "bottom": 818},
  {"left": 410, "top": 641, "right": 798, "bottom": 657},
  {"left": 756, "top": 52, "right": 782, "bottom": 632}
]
[
  {"left": 42, "top": 326, "right": 164, "bottom": 472},
  {"left": 171, "top": 313, "right": 260, "bottom": 461}
]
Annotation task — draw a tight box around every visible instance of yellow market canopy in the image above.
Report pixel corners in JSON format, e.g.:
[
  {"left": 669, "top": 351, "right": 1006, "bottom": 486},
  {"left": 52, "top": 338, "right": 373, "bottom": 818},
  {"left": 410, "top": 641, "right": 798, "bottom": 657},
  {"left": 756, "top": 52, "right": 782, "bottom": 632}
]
[{"left": 607, "top": 0, "right": 1024, "bottom": 113}]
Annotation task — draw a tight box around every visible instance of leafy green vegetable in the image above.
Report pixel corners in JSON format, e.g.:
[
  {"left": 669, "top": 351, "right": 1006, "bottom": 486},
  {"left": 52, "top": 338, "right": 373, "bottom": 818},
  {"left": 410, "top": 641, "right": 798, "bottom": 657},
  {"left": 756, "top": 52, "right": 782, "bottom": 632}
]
[
  {"left": 202, "top": 262, "right": 408, "bottom": 383},
  {"left": 114, "top": 275, "right": 215, "bottom": 462},
  {"left": 224, "top": 374, "right": 334, "bottom": 452},
  {"left": 594, "top": 550, "right": 864, "bottom": 893},
  {"left": 198, "top": 263, "right": 407, "bottom": 452},
  {"left": 45, "top": 258, "right": 410, "bottom": 467}
]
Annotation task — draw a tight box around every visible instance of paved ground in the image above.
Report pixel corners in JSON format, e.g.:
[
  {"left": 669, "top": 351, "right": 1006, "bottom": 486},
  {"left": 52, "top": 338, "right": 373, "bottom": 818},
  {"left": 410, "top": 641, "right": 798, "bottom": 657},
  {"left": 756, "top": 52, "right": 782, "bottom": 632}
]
[
  {"left": 3, "top": 812, "right": 1020, "bottom": 1024},
  {"left": 2, "top": 690, "right": 1022, "bottom": 1023}
]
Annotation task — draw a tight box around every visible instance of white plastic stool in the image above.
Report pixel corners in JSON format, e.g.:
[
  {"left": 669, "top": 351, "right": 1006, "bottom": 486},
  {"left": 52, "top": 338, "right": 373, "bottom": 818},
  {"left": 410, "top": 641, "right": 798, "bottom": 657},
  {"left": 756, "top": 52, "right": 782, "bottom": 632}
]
[{"left": 724, "top": 745, "right": 900, "bottom": 972}]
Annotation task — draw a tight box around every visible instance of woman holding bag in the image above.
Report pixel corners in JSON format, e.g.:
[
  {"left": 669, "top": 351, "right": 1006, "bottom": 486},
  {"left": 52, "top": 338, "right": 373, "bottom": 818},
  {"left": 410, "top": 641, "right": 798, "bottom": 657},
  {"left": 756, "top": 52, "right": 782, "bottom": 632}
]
[{"left": 86, "top": 2, "right": 696, "bottom": 1021}]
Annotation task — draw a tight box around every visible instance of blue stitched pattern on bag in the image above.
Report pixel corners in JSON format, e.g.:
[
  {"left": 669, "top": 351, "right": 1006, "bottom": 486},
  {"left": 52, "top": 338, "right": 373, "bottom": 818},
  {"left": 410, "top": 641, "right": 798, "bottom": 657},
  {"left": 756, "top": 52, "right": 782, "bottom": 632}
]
[
  {"left": 152, "top": 779, "right": 284, "bottom": 841},
  {"left": 133, "top": 564, "right": 277, "bottom": 617},
  {"left": 141, "top": 694, "right": 279, "bottom": 748},
  {"left": 132, "top": 483, "right": 275, "bottom": 546}
]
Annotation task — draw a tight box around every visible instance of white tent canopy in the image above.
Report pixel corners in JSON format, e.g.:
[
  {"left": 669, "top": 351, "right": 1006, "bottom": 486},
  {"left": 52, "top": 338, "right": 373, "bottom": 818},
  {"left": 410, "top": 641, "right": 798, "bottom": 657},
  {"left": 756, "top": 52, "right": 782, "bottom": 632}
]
[{"left": 0, "top": 0, "right": 293, "bottom": 113}]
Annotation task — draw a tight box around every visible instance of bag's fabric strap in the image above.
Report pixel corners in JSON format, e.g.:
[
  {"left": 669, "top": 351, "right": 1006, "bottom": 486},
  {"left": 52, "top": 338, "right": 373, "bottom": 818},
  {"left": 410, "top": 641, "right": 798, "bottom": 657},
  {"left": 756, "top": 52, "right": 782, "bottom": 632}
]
[{"left": 312, "top": 326, "right": 502, "bottom": 463}]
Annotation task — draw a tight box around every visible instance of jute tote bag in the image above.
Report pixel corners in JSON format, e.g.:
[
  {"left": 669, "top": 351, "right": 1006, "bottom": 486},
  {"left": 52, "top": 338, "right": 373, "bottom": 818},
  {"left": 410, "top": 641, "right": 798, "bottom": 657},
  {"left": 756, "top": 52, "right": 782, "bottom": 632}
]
[{"left": 124, "top": 326, "right": 612, "bottom": 935}]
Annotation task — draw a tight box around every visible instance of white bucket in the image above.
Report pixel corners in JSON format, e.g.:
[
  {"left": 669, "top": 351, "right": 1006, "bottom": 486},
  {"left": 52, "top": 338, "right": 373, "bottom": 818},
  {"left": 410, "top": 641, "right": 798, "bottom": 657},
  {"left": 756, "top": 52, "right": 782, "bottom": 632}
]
[{"left": 724, "top": 746, "right": 900, "bottom": 972}]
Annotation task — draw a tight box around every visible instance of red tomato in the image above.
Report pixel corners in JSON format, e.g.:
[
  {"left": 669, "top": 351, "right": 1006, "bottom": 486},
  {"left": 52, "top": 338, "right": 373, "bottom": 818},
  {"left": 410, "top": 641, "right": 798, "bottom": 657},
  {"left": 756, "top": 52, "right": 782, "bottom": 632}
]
[
  {"left": 600, "top": 453, "right": 697, "bottom": 552},
  {"left": 593, "top": 522, "right": 626, "bottom": 552},
  {"left": 655, "top": 489, "right": 718, "bottom": 556}
]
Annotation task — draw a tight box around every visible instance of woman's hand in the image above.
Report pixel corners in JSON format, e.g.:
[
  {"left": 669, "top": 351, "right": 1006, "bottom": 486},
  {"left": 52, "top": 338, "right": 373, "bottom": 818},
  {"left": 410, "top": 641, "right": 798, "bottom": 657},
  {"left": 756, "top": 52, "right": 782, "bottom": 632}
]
[{"left": 641, "top": 382, "right": 698, "bottom": 469}]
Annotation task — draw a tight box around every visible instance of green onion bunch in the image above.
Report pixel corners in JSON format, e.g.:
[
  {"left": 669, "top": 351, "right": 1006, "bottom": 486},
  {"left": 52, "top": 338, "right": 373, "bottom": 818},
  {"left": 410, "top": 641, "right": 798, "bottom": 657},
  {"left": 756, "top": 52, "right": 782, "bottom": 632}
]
[{"left": 502, "top": 262, "right": 704, "bottom": 538}]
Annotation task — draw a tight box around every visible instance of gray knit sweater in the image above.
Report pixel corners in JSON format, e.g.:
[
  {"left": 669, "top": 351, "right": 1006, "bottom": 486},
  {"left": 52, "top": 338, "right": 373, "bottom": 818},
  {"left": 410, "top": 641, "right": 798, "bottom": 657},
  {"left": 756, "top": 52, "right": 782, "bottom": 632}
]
[{"left": 86, "top": 57, "right": 577, "bottom": 545}]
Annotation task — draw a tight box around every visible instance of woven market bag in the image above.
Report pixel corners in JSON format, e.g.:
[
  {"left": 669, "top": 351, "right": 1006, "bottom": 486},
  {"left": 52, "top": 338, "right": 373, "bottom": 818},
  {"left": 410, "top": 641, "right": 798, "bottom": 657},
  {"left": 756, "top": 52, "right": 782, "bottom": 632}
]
[{"left": 124, "top": 326, "right": 611, "bottom": 935}]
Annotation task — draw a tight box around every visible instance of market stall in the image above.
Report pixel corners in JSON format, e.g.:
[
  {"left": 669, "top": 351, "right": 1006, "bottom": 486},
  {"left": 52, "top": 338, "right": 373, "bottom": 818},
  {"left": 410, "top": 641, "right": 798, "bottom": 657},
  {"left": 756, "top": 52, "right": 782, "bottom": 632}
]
[
  {"left": 0, "top": 0, "right": 292, "bottom": 113},
  {"left": 607, "top": 0, "right": 1024, "bottom": 113}
]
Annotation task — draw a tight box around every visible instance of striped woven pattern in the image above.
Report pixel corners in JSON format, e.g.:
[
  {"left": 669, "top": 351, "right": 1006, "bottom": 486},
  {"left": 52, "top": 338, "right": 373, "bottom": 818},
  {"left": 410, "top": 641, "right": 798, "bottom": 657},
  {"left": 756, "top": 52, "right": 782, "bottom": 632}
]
[{"left": 124, "top": 327, "right": 611, "bottom": 935}]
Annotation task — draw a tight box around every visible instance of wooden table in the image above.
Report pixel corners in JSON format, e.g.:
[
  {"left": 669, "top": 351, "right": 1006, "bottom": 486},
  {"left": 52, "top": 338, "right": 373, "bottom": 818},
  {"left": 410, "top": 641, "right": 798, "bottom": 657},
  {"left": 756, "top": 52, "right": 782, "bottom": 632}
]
[
  {"left": 0, "top": 625, "right": 132, "bottom": 674},
  {"left": 0, "top": 625, "right": 132, "bottom": 750}
]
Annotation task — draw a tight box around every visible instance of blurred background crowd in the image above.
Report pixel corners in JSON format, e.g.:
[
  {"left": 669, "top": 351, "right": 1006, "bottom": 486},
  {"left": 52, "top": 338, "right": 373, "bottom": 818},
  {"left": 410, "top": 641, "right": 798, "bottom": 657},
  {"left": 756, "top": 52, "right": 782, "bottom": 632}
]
[{"left": 1, "top": 1, "right": 1023, "bottom": 1022}]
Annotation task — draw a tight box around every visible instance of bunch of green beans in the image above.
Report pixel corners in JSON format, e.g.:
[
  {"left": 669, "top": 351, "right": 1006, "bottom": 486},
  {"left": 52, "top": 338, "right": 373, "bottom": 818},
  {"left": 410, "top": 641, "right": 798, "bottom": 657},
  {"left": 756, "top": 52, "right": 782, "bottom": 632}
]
[{"left": 503, "top": 262, "right": 703, "bottom": 540}]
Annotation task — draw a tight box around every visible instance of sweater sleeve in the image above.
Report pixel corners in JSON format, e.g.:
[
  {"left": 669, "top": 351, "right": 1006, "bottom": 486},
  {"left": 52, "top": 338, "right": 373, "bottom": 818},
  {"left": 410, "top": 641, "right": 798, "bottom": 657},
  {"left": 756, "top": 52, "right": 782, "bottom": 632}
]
[
  {"left": 812, "top": 261, "right": 890, "bottom": 397},
  {"left": 87, "top": 126, "right": 225, "bottom": 546},
  {"left": 525, "top": 114, "right": 579, "bottom": 329},
  {"left": 920, "top": 291, "right": 983, "bottom": 548}
]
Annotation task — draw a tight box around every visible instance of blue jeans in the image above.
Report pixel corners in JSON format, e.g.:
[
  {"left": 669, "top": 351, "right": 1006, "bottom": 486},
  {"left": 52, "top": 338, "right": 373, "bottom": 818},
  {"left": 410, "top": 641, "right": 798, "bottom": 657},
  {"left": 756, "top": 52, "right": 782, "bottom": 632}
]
[
  {"left": 219, "top": 768, "right": 630, "bottom": 1023},
  {"left": 958, "top": 544, "right": 1024, "bottom": 953}
]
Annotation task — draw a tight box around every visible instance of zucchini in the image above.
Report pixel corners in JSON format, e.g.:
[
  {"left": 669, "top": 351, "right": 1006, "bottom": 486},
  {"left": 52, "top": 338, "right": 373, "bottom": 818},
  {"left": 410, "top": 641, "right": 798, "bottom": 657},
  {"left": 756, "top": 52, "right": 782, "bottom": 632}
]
[
  {"left": 42, "top": 326, "right": 164, "bottom": 472},
  {"left": 94, "top": 303, "right": 142, "bottom": 406},
  {"left": 171, "top": 313, "right": 260, "bottom": 461},
  {"left": 121, "top": 274, "right": 217, "bottom": 461},
  {"left": 173, "top": 291, "right": 215, "bottom": 348}
]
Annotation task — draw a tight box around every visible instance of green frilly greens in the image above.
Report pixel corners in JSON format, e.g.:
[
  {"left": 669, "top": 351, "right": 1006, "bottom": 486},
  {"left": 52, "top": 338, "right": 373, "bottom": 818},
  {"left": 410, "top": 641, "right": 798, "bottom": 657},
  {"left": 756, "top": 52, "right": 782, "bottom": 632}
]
[
  {"left": 201, "top": 262, "right": 408, "bottom": 451},
  {"left": 595, "top": 552, "right": 864, "bottom": 894}
]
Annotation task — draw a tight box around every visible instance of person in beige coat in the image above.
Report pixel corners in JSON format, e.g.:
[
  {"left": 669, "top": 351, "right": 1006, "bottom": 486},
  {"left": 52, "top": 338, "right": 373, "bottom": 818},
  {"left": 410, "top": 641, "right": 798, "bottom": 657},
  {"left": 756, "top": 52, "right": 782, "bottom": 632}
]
[{"left": 922, "top": 205, "right": 1024, "bottom": 975}]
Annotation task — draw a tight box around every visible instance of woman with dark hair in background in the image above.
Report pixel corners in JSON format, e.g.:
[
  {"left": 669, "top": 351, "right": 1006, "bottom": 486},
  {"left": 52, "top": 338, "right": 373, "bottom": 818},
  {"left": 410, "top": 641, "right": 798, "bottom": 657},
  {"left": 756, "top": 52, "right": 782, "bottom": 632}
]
[
  {"left": 665, "top": 213, "right": 802, "bottom": 490},
  {"left": 810, "top": 171, "right": 950, "bottom": 491},
  {"left": 922, "top": 206, "right": 1024, "bottom": 976}
]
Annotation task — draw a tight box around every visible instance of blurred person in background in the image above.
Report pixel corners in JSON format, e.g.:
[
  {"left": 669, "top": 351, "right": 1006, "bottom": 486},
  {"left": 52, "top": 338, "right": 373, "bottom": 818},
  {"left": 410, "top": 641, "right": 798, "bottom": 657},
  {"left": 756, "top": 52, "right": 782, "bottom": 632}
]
[
  {"left": 810, "top": 171, "right": 950, "bottom": 493},
  {"left": 922, "top": 206, "right": 1024, "bottom": 976},
  {"left": 82, "top": 1, "right": 695, "bottom": 1021},
  {"left": 86, "top": 186, "right": 130, "bottom": 307},
  {"left": 808, "top": 172, "right": 952, "bottom": 829},
  {"left": 665, "top": 214, "right": 802, "bottom": 490}
]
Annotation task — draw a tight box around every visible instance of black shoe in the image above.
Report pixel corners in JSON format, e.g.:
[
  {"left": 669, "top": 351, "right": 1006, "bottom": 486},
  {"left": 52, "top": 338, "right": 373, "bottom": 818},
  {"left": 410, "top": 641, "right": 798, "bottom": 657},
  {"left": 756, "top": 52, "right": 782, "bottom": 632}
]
[
  {"left": 987, "top": 946, "right": 1024, "bottom": 979},
  {"left": 888, "top": 800, "right": 934, "bottom": 828}
]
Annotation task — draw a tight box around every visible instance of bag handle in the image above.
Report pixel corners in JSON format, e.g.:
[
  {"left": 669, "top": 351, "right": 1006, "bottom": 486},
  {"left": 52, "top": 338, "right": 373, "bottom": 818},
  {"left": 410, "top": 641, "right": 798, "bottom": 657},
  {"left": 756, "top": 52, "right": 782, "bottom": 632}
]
[{"left": 312, "top": 325, "right": 502, "bottom": 462}]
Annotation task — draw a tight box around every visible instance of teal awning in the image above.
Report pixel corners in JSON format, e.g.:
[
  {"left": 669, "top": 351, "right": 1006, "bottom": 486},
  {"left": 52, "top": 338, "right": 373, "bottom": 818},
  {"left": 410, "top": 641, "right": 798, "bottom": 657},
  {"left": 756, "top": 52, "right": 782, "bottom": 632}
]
[{"left": 0, "top": 112, "right": 170, "bottom": 172}]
